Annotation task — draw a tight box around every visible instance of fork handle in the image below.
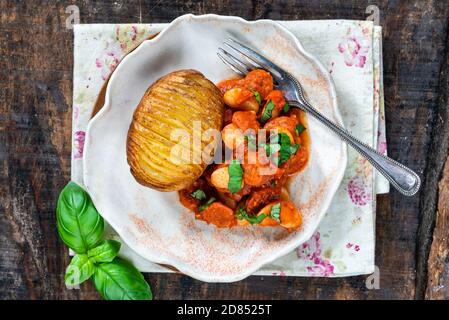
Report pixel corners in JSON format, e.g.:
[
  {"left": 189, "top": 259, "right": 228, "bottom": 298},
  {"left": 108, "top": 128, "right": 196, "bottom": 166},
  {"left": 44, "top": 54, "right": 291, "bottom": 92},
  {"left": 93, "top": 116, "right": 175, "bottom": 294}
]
[{"left": 289, "top": 100, "right": 421, "bottom": 196}]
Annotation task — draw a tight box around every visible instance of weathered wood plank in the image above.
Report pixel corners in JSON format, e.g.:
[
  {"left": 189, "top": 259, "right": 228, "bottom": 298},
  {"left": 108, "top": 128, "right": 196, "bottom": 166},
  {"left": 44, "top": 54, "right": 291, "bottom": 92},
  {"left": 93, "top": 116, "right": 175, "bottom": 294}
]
[
  {"left": 416, "top": 15, "right": 449, "bottom": 299},
  {"left": 0, "top": 0, "right": 98, "bottom": 299},
  {"left": 0, "top": 0, "right": 448, "bottom": 300},
  {"left": 422, "top": 23, "right": 449, "bottom": 299},
  {"left": 425, "top": 156, "right": 449, "bottom": 299}
]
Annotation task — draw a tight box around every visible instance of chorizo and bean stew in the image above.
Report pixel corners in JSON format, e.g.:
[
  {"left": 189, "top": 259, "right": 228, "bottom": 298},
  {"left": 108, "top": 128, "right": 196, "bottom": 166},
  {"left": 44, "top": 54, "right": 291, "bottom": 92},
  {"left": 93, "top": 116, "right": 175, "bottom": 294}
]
[{"left": 179, "top": 69, "right": 309, "bottom": 232}]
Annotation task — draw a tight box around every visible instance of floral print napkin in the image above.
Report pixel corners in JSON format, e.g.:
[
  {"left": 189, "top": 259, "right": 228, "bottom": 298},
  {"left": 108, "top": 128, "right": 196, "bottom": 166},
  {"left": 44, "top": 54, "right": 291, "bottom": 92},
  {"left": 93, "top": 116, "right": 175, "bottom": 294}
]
[{"left": 72, "top": 20, "right": 388, "bottom": 277}]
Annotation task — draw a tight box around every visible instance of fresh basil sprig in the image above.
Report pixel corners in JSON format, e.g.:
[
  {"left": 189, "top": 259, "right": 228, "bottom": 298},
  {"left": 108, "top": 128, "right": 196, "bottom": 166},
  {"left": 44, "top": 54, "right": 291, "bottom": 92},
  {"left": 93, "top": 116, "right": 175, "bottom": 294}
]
[
  {"left": 65, "top": 253, "right": 95, "bottom": 286},
  {"left": 93, "top": 258, "right": 152, "bottom": 300},
  {"left": 88, "top": 240, "right": 121, "bottom": 264},
  {"left": 57, "top": 182, "right": 152, "bottom": 300},
  {"left": 56, "top": 182, "right": 104, "bottom": 253}
]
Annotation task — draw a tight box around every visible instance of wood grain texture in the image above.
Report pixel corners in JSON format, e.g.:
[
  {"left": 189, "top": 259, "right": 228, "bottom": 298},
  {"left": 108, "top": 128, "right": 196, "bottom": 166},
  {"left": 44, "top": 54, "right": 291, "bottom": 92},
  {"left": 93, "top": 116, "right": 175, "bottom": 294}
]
[
  {"left": 417, "top": 15, "right": 449, "bottom": 299},
  {"left": 0, "top": 0, "right": 448, "bottom": 300},
  {"left": 426, "top": 156, "right": 449, "bottom": 299},
  {"left": 424, "top": 25, "right": 449, "bottom": 299}
]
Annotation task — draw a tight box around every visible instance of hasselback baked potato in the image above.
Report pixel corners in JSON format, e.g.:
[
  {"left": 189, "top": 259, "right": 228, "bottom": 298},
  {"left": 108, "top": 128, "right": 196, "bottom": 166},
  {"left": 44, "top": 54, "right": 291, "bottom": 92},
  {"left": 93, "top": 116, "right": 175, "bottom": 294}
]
[{"left": 127, "top": 70, "right": 224, "bottom": 191}]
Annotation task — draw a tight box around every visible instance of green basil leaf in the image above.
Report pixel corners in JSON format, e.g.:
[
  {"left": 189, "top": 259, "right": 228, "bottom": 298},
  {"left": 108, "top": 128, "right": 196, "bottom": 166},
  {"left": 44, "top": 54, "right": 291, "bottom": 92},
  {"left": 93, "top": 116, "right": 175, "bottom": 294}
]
[
  {"left": 290, "top": 144, "right": 300, "bottom": 155},
  {"left": 236, "top": 207, "right": 267, "bottom": 224},
  {"left": 269, "top": 203, "right": 281, "bottom": 223},
  {"left": 260, "top": 100, "right": 275, "bottom": 123},
  {"left": 279, "top": 132, "right": 291, "bottom": 145},
  {"left": 88, "top": 240, "right": 121, "bottom": 264},
  {"left": 265, "top": 142, "right": 280, "bottom": 157},
  {"left": 245, "top": 134, "right": 258, "bottom": 151},
  {"left": 65, "top": 254, "right": 95, "bottom": 286},
  {"left": 56, "top": 182, "right": 104, "bottom": 253},
  {"left": 199, "top": 197, "right": 216, "bottom": 212},
  {"left": 283, "top": 102, "right": 290, "bottom": 113},
  {"left": 246, "top": 134, "right": 272, "bottom": 154},
  {"left": 250, "top": 214, "right": 268, "bottom": 224},
  {"left": 264, "top": 143, "right": 271, "bottom": 156},
  {"left": 190, "top": 189, "right": 206, "bottom": 201},
  {"left": 296, "top": 124, "right": 306, "bottom": 135},
  {"left": 278, "top": 133, "right": 293, "bottom": 165},
  {"left": 268, "top": 133, "right": 295, "bottom": 166},
  {"left": 252, "top": 90, "right": 262, "bottom": 104},
  {"left": 92, "top": 258, "right": 152, "bottom": 300},
  {"left": 228, "top": 160, "right": 243, "bottom": 193}
]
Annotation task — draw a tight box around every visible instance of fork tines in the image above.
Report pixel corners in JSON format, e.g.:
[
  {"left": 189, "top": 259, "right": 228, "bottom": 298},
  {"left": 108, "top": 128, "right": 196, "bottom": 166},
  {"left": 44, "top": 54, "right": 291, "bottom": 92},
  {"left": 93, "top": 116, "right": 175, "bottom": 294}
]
[
  {"left": 217, "top": 38, "right": 283, "bottom": 79},
  {"left": 217, "top": 48, "right": 249, "bottom": 76}
]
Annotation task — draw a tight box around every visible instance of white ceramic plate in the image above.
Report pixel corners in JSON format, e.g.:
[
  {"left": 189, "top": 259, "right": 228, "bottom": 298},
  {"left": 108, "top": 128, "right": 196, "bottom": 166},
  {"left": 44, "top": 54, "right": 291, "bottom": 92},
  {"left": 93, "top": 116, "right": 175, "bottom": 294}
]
[{"left": 84, "top": 14, "right": 347, "bottom": 282}]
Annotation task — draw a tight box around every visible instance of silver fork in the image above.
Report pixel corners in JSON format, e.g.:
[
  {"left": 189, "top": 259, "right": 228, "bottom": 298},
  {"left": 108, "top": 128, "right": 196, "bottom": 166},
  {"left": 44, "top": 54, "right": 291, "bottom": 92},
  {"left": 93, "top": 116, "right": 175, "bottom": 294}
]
[{"left": 218, "top": 38, "right": 421, "bottom": 196}]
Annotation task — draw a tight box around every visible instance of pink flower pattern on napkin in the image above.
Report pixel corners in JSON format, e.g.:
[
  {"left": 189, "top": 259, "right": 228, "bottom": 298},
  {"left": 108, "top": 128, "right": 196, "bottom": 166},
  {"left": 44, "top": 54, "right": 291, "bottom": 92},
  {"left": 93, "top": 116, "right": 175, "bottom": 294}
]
[
  {"left": 338, "top": 26, "right": 370, "bottom": 68},
  {"left": 346, "top": 243, "right": 361, "bottom": 252},
  {"left": 378, "top": 140, "right": 387, "bottom": 155},
  {"left": 73, "top": 106, "right": 79, "bottom": 120},
  {"left": 347, "top": 175, "right": 371, "bottom": 206},
  {"left": 95, "top": 25, "right": 148, "bottom": 81},
  {"left": 297, "top": 232, "right": 335, "bottom": 277},
  {"left": 347, "top": 156, "right": 373, "bottom": 206},
  {"left": 95, "top": 42, "right": 123, "bottom": 80},
  {"left": 73, "top": 131, "right": 85, "bottom": 159},
  {"left": 115, "top": 25, "right": 147, "bottom": 52}
]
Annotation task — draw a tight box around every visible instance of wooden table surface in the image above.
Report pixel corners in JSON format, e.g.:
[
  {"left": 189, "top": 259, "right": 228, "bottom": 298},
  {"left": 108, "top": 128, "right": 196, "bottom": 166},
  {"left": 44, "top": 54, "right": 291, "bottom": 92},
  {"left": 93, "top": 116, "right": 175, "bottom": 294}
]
[{"left": 1, "top": 0, "right": 448, "bottom": 300}]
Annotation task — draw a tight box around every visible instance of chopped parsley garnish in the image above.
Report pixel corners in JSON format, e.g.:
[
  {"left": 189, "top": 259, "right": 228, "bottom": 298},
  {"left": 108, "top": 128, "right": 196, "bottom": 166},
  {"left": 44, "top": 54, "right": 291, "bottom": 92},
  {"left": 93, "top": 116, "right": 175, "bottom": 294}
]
[
  {"left": 269, "top": 203, "right": 281, "bottom": 222},
  {"left": 296, "top": 124, "right": 306, "bottom": 135},
  {"left": 190, "top": 189, "right": 206, "bottom": 201},
  {"left": 283, "top": 102, "right": 290, "bottom": 113},
  {"left": 236, "top": 207, "right": 267, "bottom": 224},
  {"left": 198, "top": 197, "right": 216, "bottom": 212},
  {"left": 228, "top": 160, "right": 243, "bottom": 193},
  {"left": 260, "top": 100, "right": 275, "bottom": 123}
]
